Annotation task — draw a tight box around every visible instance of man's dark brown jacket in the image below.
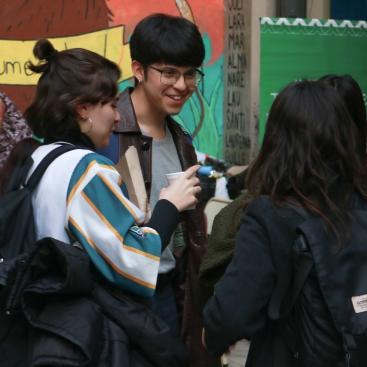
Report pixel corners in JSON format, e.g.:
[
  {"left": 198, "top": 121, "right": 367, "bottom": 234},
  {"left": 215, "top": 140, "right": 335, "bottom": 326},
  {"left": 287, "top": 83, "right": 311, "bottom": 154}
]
[{"left": 115, "top": 88, "right": 220, "bottom": 367}]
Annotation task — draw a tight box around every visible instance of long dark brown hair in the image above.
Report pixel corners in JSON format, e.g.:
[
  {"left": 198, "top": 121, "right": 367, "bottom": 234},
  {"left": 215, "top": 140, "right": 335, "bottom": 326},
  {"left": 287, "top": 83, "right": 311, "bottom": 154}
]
[
  {"left": 319, "top": 74, "right": 367, "bottom": 157},
  {"left": 247, "top": 80, "right": 367, "bottom": 240}
]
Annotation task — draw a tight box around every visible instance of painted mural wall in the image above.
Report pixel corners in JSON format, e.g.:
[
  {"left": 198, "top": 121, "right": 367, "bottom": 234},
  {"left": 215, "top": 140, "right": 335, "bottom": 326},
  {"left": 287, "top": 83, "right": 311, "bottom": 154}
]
[{"left": 0, "top": 0, "right": 225, "bottom": 158}]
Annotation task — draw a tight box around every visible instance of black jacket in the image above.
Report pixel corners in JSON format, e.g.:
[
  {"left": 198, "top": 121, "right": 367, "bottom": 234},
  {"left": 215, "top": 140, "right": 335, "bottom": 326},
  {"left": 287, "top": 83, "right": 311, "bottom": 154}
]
[
  {"left": 0, "top": 237, "right": 188, "bottom": 367},
  {"left": 203, "top": 196, "right": 344, "bottom": 367}
]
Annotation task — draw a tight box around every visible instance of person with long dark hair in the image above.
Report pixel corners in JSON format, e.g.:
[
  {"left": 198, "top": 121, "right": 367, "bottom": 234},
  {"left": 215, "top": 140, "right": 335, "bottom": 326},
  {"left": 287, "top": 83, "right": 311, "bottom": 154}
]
[
  {"left": 202, "top": 80, "right": 367, "bottom": 367},
  {"left": 319, "top": 74, "right": 366, "bottom": 156}
]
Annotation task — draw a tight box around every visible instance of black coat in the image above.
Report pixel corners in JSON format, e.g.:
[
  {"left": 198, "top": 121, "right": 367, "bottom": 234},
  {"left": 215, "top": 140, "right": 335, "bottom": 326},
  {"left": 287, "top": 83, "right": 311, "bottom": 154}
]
[
  {"left": 204, "top": 194, "right": 367, "bottom": 367},
  {"left": 203, "top": 196, "right": 306, "bottom": 367},
  {"left": 0, "top": 237, "right": 188, "bottom": 367}
]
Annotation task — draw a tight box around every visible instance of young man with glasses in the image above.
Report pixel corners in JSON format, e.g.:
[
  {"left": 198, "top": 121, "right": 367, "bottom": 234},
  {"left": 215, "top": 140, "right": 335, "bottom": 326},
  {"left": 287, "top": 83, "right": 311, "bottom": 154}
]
[{"left": 113, "top": 13, "right": 220, "bottom": 367}]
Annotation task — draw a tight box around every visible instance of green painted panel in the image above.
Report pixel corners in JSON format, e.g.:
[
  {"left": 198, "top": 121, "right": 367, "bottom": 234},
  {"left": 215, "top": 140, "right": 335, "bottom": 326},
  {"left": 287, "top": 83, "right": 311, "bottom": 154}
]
[{"left": 260, "top": 17, "right": 367, "bottom": 145}]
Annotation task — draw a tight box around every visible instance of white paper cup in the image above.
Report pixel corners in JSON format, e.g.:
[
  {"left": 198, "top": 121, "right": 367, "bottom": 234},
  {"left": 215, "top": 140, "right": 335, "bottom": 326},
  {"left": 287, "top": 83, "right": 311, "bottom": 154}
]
[
  {"left": 165, "top": 171, "right": 184, "bottom": 184},
  {"left": 165, "top": 171, "right": 196, "bottom": 210}
]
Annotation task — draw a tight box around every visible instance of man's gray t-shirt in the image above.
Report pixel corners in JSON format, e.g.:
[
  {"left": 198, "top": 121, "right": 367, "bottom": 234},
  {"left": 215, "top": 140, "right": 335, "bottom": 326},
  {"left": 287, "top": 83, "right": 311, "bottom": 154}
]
[{"left": 150, "top": 126, "right": 183, "bottom": 273}]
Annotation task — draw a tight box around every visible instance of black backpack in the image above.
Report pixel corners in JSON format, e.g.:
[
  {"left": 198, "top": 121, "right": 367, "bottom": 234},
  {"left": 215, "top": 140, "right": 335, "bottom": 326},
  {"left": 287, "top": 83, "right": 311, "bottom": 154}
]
[
  {"left": 285, "top": 208, "right": 367, "bottom": 367},
  {"left": 0, "top": 144, "right": 78, "bottom": 366}
]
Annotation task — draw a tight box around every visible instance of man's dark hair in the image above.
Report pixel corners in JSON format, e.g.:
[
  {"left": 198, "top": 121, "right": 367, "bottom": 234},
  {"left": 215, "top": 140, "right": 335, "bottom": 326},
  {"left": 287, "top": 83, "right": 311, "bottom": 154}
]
[
  {"left": 130, "top": 13, "right": 205, "bottom": 67},
  {"left": 25, "top": 39, "right": 120, "bottom": 143}
]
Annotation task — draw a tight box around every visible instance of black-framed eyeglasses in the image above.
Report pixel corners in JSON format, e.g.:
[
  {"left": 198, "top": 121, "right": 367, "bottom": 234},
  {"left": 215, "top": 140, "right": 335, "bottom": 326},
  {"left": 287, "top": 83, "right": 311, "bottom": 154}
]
[{"left": 148, "top": 66, "right": 204, "bottom": 87}]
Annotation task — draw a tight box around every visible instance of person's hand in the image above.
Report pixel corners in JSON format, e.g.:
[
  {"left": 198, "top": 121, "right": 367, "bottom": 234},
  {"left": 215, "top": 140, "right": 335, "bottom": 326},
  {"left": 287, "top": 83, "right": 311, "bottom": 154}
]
[
  {"left": 202, "top": 328, "right": 235, "bottom": 366},
  {"left": 159, "top": 165, "right": 201, "bottom": 212}
]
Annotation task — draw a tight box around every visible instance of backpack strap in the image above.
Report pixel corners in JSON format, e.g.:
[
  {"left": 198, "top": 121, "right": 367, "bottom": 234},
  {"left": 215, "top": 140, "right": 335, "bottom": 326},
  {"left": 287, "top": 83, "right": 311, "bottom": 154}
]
[
  {"left": 269, "top": 206, "right": 314, "bottom": 319},
  {"left": 273, "top": 233, "right": 313, "bottom": 318},
  {"left": 287, "top": 206, "right": 314, "bottom": 311},
  {"left": 288, "top": 233, "right": 313, "bottom": 310},
  {"left": 25, "top": 144, "right": 81, "bottom": 190}
]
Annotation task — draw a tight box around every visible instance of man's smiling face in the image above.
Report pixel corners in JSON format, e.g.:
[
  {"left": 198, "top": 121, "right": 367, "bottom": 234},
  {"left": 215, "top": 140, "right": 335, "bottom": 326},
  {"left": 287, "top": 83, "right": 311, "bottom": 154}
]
[{"left": 141, "top": 63, "right": 198, "bottom": 116}]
